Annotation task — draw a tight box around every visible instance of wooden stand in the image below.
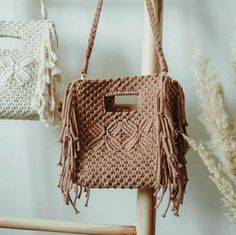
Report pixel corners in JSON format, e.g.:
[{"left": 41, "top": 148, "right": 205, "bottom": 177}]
[
  {"left": 136, "top": 1, "right": 163, "bottom": 235},
  {"left": 0, "top": 217, "right": 136, "bottom": 235},
  {"left": 0, "top": 0, "right": 164, "bottom": 234}
]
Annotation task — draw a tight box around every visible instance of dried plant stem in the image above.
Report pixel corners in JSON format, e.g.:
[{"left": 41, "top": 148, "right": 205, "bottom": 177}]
[
  {"left": 193, "top": 50, "right": 236, "bottom": 182},
  {"left": 183, "top": 134, "right": 236, "bottom": 224}
]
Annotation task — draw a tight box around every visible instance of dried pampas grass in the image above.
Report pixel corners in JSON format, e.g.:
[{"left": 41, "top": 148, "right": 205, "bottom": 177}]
[
  {"left": 183, "top": 135, "right": 236, "bottom": 224},
  {"left": 192, "top": 35, "right": 236, "bottom": 224},
  {"left": 193, "top": 50, "right": 236, "bottom": 182}
]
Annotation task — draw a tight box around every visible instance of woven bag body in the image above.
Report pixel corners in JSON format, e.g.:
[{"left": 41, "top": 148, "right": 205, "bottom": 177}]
[
  {"left": 59, "top": 0, "right": 188, "bottom": 216},
  {"left": 0, "top": 0, "right": 61, "bottom": 126},
  {"left": 66, "top": 75, "right": 185, "bottom": 189}
]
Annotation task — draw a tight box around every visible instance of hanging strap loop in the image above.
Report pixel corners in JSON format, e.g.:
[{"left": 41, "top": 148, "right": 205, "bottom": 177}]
[
  {"left": 40, "top": 0, "right": 48, "bottom": 20},
  {"left": 80, "top": 0, "right": 169, "bottom": 78}
]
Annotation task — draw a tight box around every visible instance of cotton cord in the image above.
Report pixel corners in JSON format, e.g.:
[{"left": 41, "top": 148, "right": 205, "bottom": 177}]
[
  {"left": 40, "top": 0, "right": 48, "bottom": 20},
  {"left": 32, "top": 22, "right": 61, "bottom": 127}
]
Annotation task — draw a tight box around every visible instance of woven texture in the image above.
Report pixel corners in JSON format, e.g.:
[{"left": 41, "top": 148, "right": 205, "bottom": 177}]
[
  {"left": 0, "top": 5, "right": 61, "bottom": 126},
  {"left": 59, "top": 0, "right": 189, "bottom": 217},
  {"left": 0, "top": 49, "right": 38, "bottom": 120}
]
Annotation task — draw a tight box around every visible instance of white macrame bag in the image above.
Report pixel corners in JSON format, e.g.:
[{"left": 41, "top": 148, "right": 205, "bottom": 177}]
[{"left": 0, "top": 0, "right": 61, "bottom": 127}]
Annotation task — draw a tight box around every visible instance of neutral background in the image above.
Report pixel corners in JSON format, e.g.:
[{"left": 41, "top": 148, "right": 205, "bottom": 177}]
[{"left": 0, "top": 0, "right": 235, "bottom": 234}]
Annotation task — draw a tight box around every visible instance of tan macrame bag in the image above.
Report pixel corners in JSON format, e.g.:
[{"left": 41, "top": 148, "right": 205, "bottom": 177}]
[
  {"left": 59, "top": 0, "right": 188, "bottom": 216},
  {"left": 0, "top": 0, "right": 61, "bottom": 127}
]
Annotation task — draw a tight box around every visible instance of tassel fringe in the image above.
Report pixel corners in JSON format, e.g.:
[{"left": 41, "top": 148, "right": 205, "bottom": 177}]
[
  {"left": 32, "top": 22, "right": 61, "bottom": 127},
  {"left": 154, "top": 75, "right": 188, "bottom": 217},
  {"left": 58, "top": 81, "right": 90, "bottom": 213}
]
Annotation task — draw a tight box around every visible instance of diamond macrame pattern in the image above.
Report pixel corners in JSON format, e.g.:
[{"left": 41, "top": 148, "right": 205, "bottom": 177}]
[
  {"left": 88, "top": 119, "right": 153, "bottom": 152},
  {"left": 88, "top": 121, "right": 122, "bottom": 151},
  {"left": 122, "top": 118, "right": 153, "bottom": 151},
  {"left": 0, "top": 56, "right": 34, "bottom": 87}
]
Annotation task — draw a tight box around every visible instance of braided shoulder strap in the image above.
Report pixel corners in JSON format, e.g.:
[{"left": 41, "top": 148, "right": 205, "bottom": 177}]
[
  {"left": 40, "top": 0, "right": 48, "bottom": 19},
  {"left": 80, "top": 0, "right": 168, "bottom": 77}
]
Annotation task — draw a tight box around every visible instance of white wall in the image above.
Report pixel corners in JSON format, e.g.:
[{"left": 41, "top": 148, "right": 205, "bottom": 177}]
[{"left": 0, "top": 0, "right": 235, "bottom": 234}]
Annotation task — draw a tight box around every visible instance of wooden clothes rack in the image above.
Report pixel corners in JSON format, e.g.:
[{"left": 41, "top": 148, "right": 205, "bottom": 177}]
[{"left": 0, "top": 0, "right": 164, "bottom": 234}]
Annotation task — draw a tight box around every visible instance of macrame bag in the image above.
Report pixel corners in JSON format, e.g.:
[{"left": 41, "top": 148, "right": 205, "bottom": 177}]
[
  {"left": 0, "top": 0, "right": 61, "bottom": 126},
  {"left": 59, "top": 0, "right": 188, "bottom": 216}
]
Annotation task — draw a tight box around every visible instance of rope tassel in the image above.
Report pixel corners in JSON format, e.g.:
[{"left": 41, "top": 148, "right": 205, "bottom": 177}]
[
  {"left": 32, "top": 23, "right": 61, "bottom": 127},
  {"left": 154, "top": 76, "right": 188, "bottom": 217},
  {"left": 58, "top": 82, "right": 90, "bottom": 213}
]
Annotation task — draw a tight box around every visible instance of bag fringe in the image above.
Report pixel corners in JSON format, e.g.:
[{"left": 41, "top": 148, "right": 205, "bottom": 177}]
[
  {"left": 32, "top": 22, "right": 61, "bottom": 127},
  {"left": 58, "top": 81, "right": 90, "bottom": 213},
  {"left": 154, "top": 75, "right": 188, "bottom": 217}
]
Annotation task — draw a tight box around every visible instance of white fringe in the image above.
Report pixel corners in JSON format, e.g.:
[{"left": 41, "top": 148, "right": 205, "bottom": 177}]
[{"left": 32, "top": 22, "right": 61, "bottom": 128}]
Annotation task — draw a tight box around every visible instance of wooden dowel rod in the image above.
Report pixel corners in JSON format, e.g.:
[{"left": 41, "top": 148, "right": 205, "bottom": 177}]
[
  {"left": 0, "top": 217, "right": 136, "bottom": 235},
  {"left": 136, "top": 1, "right": 164, "bottom": 235},
  {"left": 136, "top": 189, "right": 156, "bottom": 235}
]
